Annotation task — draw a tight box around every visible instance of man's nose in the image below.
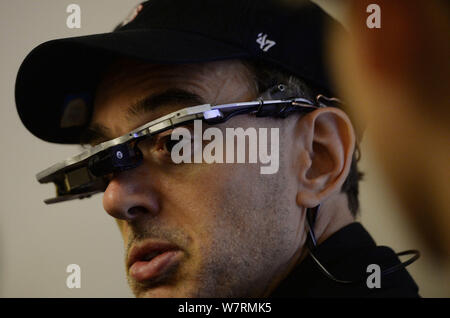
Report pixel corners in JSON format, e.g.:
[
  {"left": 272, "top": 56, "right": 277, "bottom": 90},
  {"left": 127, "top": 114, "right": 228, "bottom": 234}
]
[{"left": 102, "top": 166, "right": 159, "bottom": 221}]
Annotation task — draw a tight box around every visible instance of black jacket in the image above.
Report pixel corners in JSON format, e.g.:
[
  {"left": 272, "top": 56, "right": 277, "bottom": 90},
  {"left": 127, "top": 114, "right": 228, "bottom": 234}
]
[{"left": 270, "top": 222, "right": 420, "bottom": 297}]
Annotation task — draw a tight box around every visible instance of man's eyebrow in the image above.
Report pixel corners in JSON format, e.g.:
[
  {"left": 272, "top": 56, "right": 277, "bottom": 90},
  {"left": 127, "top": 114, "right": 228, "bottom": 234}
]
[
  {"left": 79, "top": 123, "right": 112, "bottom": 146},
  {"left": 126, "top": 88, "right": 205, "bottom": 122},
  {"left": 79, "top": 89, "right": 205, "bottom": 146}
]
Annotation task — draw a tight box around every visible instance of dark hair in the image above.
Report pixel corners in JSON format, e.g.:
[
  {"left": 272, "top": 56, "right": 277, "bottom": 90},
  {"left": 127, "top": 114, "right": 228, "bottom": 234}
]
[{"left": 242, "top": 59, "right": 363, "bottom": 216}]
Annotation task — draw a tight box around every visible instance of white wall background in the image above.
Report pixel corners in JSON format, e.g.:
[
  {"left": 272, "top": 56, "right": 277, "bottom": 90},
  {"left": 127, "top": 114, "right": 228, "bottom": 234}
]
[{"left": 0, "top": 0, "right": 448, "bottom": 297}]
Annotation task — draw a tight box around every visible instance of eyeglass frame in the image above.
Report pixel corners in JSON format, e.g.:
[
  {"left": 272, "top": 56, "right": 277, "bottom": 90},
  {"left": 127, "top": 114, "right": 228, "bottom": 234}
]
[{"left": 36, "top": 84, "right": 340, "bottom": 204}]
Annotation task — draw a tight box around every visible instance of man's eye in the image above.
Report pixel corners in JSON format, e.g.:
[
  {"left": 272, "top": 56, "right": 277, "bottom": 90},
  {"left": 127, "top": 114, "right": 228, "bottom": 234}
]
[
  {"left": 162, "top": 137, "right": 179, "bottom": 154},
  {"left": 136, "top": 134, "right": 181, "bottom": 157}
]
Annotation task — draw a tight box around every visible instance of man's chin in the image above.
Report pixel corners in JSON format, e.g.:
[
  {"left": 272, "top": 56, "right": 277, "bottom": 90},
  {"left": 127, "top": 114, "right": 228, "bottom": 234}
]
[
  {"left": 132, "top": 283, "right": 199, "bottom": 298},
  {"left": 136, "top": 286, "right": 182, "bottom": 298}
]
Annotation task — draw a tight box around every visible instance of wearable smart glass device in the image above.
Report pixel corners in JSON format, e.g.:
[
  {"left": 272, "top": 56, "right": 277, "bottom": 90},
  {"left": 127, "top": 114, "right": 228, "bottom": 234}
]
[{"left": 37, "top": 84, "right": 339, "bottom": 204}]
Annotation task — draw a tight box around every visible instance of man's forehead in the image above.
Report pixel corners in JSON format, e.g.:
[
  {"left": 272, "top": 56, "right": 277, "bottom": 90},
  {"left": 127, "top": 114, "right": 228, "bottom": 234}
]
[
  {"left": 84, "top": 58, "right": 256, "bottom": 144},
  {"left": 94, "top": 57, "right": 256, "bottom": 115}
]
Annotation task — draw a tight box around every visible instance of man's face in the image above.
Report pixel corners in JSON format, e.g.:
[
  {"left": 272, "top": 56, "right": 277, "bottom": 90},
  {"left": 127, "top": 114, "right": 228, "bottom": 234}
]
[{"left": 91, "top": 59, "right": 306, "bottom": 297}]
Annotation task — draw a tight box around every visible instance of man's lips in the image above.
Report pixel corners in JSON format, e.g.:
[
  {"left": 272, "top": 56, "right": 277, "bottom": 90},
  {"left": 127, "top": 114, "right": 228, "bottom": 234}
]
[{"left": 127, "top": 240, "right": 183, "bottom": 282}]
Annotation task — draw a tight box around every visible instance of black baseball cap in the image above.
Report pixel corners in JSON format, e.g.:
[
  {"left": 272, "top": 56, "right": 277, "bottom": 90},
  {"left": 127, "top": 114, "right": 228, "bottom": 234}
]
[{"left": 15, "top": 0, "right": 343, "bottom": 144}]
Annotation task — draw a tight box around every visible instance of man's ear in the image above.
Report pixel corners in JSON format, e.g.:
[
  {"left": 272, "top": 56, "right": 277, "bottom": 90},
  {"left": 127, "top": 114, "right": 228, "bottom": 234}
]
[{"left": 294, "top": 107, "right": 355, "bottom": 208}]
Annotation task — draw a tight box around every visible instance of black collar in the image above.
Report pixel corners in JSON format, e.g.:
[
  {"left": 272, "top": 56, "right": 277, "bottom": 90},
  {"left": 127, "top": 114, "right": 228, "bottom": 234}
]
[{"left": 270, "top": 222, "right": 419, "bottom": 297}]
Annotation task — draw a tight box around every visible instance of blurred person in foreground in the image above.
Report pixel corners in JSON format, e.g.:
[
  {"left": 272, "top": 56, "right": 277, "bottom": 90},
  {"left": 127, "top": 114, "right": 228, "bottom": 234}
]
[
  {"left": 15, "top": 0, "right": 420, "bottom": 297},
  {"left": 327, "top": 0, "right": 450, "bottom": 260}
]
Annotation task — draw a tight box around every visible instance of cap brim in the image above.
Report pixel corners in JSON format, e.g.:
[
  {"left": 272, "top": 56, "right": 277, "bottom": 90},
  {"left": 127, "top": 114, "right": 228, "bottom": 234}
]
[{"left": 15, "top": 29, "right": 248, "bottom": 144}]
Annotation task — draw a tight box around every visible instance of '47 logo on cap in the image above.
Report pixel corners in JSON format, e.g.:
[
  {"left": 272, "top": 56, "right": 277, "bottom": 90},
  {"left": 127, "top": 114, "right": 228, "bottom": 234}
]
[{"left": 256, "top": 33, "right": 276, "bottom": 52}]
